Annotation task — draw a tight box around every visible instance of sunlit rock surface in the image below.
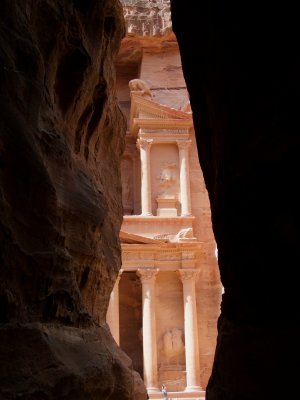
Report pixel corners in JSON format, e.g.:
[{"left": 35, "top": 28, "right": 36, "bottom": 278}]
[
  {"left": 0, "top": 0, "right": 146, "bottom": 398},
  {"left": 122, "top": 0, "right": 171, "bottom": 37}
]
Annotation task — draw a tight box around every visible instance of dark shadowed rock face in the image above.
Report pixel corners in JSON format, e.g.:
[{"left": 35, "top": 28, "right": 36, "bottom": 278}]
[
  {"left": 0, "top": 0, "right": 146, "bottom": 398},
  {"left": 171, "top": 1, "right": 300, "bottom": 399}
]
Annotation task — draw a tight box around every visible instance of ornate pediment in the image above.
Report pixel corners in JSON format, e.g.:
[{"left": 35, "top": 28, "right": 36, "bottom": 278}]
[{"left": 129, "top": 92, "right": 193, "bottom": 137}]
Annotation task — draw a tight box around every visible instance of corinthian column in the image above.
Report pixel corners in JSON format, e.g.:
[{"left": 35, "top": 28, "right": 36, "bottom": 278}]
[
  {"left": 137, "top": 268, "right": 159, "bottom": 394},
  {"left": 137, "top": 138, "right": 153, "bottom": 216},
  {"left": 106, "top": 270, "right": 122, "bottom": 345},
  {"left": 179, "top": 269, "right": 202, "bottom": 392},
  {"left": 177, "top": 140, "right": 192, "bottom": 216}
]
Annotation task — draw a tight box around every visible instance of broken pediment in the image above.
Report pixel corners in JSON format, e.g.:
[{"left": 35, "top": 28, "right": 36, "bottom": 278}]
[{"left": 120, "top": 230, "right": 168, "bottom": 244}]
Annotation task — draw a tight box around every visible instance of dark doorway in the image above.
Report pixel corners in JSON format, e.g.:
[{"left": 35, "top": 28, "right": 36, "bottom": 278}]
[{"left": 119, "top": 271, "right": 143, "bottom": 378}]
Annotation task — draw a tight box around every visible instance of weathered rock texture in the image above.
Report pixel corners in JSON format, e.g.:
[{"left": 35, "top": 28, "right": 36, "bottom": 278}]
[
  {"left": 0, "top": 1, "right": 146, "bottom": 398},
  {"left": 171, "top": 1, "right": 300, "bottom": 399},
  {"left": 122, "top": 0, "right": 171, "bottom": 37}
]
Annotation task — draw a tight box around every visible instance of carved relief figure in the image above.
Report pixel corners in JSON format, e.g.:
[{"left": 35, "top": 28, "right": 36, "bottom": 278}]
[
  {"left": 176, "top": 227, "right": 193, "bottom": 239},
  {"left": 157, "top": 162, "right": 177, "bottom": 189},
  {"left": 171, "top": 328, "right": 184, "bottom": 354},
  {"left": 129, "top": 78, "right": 152, "bottom": 99},
  {"left": 163, "top": 329, "right": 173, "bottom": 356},
  {"left": 162, "top": 327, "right": 184, "bottom": 364}
]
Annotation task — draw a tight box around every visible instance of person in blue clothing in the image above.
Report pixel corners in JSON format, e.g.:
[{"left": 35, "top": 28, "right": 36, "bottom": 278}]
[{"left": 161, "top": 383, "right": 167, "bottom": 399}]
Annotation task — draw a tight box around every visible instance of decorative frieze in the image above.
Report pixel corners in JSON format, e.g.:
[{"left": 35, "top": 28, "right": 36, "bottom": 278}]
[
  {"left": 133, "top": 118, "right": 192, "bottom": 136},
  {"left": 121, "top": 244, "right": 202, "bottom": 269}
]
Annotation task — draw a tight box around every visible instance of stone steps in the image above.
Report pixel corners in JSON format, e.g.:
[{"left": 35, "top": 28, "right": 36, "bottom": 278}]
[
  {"left": 149, "top": 391, "right": 206, "bottom": 400},
  {"left": 150, "top": 398, "right": 205, "bottom": 400}
]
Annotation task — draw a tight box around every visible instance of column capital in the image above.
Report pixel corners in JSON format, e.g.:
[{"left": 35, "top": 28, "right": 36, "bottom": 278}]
[
  {"left": 176, "top": 139, "right": 192, "bottom": 150},
  {"left": 136, "top": 138, "right": 153, "bottom": 150},
  {"left": 178, "top": 269, "right": 199, "bottom": 282},
  {"left": 137, "top": 268, "right": 158, "bottom": 283}
]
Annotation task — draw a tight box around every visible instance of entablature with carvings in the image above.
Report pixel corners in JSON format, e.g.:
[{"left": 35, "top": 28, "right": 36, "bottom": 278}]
[
  {"left": 122, "top": 215, "right": 195, "bottom": 222},
  {"left": 122, "top": 262, "right": 202, "bottom": 272},
  {"left": 132, "top": 118, "right": 192, "bottom": 136},
  {"left": 121, "top": 242, "right": 203, "bottom": 253},
  {"left": 137, "top": 131, "right": 190, "bottom": 145},
  {"left": 122, "top": 242, "right": 203, "bottom": 269},
  {"left": 139, "top": 129, "right": 190, "bottom": 135}
]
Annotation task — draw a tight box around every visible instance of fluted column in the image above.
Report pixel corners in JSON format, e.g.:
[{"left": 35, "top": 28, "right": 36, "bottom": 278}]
[
  {"left": 137, "top": 268, "right": 159, "bottom": 393},
  {"left": 177, "top": 140, "right": 192, "bottom": 216},
  {"left": 106, "top": 270, "right": 122, "bottom": 345},
  {"left": 179, "top": 269, "right": 202, "bottom": 392},
  {"left": 137, "top": 138, "right": 153, "bottom": 216}
]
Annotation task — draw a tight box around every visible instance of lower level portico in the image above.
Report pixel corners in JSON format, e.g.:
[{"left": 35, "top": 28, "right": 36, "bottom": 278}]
[{"left": 106, "top": 233, "right": 208, "bottom": 398}]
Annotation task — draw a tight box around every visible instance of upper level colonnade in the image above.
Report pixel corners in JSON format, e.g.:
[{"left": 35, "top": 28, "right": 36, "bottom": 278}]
[{"left": 136, "top": 137, "right": 192, "bottom": 217}]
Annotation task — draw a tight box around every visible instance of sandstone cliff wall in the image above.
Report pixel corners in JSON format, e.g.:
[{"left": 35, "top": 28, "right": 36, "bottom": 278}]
[
  {"left": 0, "top": 1, "right": 146, "bottom": 398},
  {"left": 171, "top": 1, "right": 300, "bottom": 399}
]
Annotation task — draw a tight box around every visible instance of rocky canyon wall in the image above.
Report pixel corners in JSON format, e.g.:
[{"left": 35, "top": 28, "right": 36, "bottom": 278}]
[
  {"left": 0, "top": 1, "right": 146, "bottom": 398},
  {"left": 171, "top": 1, "right": 300, "bottom": 399}
]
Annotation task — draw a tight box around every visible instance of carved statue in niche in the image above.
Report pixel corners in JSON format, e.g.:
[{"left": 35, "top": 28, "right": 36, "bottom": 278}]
[
  {"left": 162, "top": 327, "right": 184, "bottom": 364},
  {"left": 157, "top": 162, "right": 177, "bottom": 195},
  {"left": 128, "top": 78, "right": 152, "bottom": 99}
]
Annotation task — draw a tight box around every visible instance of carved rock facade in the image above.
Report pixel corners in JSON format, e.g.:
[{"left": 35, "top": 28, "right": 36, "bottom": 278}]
[{"left": 107, "top": 4, "right": 222, "bottom": 398}]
